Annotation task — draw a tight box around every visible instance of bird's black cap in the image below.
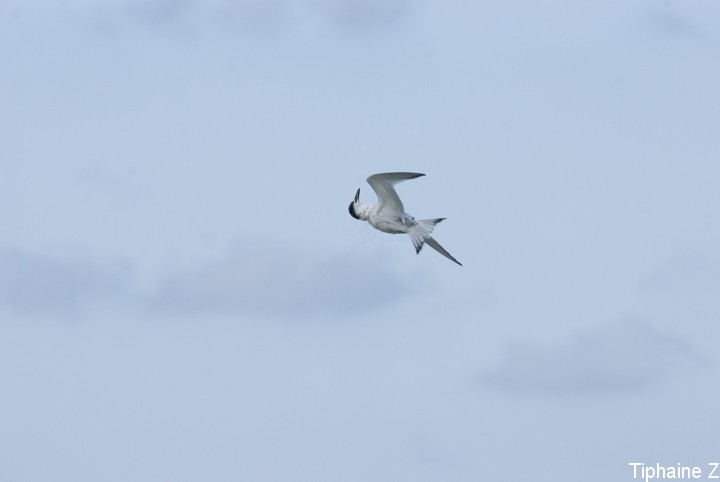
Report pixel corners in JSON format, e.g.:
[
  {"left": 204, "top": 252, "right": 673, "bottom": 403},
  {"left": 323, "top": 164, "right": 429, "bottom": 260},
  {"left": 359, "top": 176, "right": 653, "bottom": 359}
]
[{"left": 348, "top": 202, "right": 360, "bottom": 219}]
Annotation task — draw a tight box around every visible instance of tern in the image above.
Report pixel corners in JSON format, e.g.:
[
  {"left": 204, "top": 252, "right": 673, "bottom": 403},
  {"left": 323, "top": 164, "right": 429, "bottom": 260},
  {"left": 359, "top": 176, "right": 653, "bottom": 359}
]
[{"left": 348, "top": 172, "right": 462, "bottom": 266}]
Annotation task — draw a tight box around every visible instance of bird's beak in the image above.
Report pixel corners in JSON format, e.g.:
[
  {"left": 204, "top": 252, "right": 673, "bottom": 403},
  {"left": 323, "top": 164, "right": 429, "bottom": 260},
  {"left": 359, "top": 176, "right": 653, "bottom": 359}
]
[{"left": 354, "top": 188, "right": 360, "bottom": 203}]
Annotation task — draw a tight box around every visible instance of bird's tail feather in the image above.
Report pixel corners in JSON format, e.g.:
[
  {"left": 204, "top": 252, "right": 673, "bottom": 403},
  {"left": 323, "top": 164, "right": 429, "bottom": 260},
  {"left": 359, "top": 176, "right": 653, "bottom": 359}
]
[
  {"left": 407, "top": 219, "right": 462, "bottom": 266},
  {"left": 425, "top": 237, "right": 462, "bottom": 266},
  {"left": 408, "top": 218, "right": 445, "bottom": 254}
]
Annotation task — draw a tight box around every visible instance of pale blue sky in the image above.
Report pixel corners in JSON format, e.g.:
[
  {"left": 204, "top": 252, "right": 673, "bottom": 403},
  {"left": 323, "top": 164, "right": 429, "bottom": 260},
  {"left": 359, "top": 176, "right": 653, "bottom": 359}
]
[{"left": 1, "top": 1, "right": 719, "bottom": 481}]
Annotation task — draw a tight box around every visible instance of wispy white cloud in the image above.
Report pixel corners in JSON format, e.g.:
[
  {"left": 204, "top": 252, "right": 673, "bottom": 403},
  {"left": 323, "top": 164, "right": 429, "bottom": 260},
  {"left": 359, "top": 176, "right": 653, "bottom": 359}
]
[
  {"left": 0, "top": 242, "right": 410, "bottom": 320},
  {"left": 89, "top": 0, "right": 417, "bottom": 37},
  {"left": 642, "top": 257, "right": 720, "bottom": 291},
  {"left": 147, "top": 240, "right": 412, "bottom": 317},
  {"left": 639, "top": 2, "right": 719, "bottom": 46},
  {"left": 480, "top": 320, "right": 704, "bottom": 394},
  {"left": 309, "top": 0, "right": 414, "bottom": 29},
  {"left": 116, "top": 0, "right": 289, "bottom": 34},
  {"left": 122, "top": 0, "right": 195, "bottom": 25},
  {"left": 212, "top": 0, "right": 291, "bottom": 34},
  {"left": 0, "top": 248, "right": 132, "bottom": 316}
]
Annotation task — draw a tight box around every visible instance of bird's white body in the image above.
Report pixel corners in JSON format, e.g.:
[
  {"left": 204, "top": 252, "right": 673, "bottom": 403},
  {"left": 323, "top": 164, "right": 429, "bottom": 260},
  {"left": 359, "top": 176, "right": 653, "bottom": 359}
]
[
  {"left": 351, "top": 203, "right": 415, "bottom": 234},
  {"left": 349, "top": 172, "right": 462, "bottom": 266}
]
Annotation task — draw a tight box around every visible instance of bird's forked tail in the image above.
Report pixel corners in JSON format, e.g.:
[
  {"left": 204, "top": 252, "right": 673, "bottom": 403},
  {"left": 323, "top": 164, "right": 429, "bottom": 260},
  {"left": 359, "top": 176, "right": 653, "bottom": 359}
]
[
  {"left": 407, "top": 219, "right": 462, "bottom": 266},
  {"left": 408, "top": 218, "right": 444, "bottom": 254}
]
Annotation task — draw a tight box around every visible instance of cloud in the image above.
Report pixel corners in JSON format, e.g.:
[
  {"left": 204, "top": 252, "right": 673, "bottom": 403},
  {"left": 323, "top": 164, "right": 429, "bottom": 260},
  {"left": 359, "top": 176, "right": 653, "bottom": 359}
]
[
  {"left": 309, "top": 0, "right": 414, "bottom": 29},
  {"left": 640, "top": 3, "right": 718, "bottom": 46},
  {"left": 213, "top": 0, "right": 290, "bottom": 34},
  {"left": 0, "top": 240, "right": 411, "bottom": 320},
  {"left": 480, "top": 320, "right": 703, "bottom": 394},
  {"left": 642, "top": 257, "right": 720, "bottom": 291},
  {"left": 0, "top": 248, "right": 132, "bottom": 316},
  {"left": 147, "top": 240, "right": 412, "bottom": 318},
  {"left": 122, "top": 0, "right": 195, "bottom": 26},
  {"left": 89, "top": 0, "right": 416, "bottom": 37},
  {"left": 126, "top": 0, "right": 289, "bottom": 33}
]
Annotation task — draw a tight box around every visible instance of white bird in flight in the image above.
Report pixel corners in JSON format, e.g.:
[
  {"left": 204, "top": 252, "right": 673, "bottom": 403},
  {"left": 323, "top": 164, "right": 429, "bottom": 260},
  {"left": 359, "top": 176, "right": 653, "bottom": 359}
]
[{"left": 348, "top": 172, "right": 462, "bottom": 266}]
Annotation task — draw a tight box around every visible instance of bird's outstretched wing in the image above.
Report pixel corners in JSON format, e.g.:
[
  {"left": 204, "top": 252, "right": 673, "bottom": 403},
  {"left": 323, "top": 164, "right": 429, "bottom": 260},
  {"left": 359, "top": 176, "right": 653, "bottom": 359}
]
[{"left": 366, "top": 172, "right": 425, "bottom": 217}]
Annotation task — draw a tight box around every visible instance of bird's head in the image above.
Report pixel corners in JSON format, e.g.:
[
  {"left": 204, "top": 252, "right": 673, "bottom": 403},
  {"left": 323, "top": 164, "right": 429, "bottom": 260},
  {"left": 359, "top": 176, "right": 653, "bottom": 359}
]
[{"left": 348, "top": 188, "right": 361, "bottom": 220}]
